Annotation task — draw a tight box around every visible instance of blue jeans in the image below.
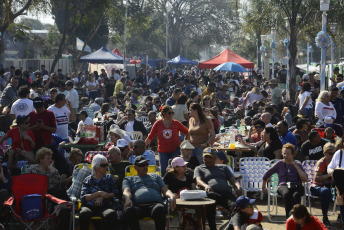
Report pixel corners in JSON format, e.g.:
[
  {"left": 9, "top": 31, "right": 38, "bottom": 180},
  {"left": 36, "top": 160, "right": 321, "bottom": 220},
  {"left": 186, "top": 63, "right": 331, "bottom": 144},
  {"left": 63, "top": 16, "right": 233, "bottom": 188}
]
[
  {"left": 310, "top": 186, "right": 332, "bottom": 217},
  {"left": 192, "top": 147, "right": 204, "bottom": 164},
  {"left": 159, "top": 147, "right": 180, "bottom": 176},
  {"left": 302, "top": 108, "right": 313, "bottom": 119}
]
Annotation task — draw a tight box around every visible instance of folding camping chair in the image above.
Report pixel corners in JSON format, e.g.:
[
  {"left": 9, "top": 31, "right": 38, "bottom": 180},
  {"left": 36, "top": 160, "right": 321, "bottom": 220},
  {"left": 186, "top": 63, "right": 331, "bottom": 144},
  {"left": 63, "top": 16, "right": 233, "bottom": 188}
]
[{"left": 4, "top": 174, "right": 69, "bottom": 230}]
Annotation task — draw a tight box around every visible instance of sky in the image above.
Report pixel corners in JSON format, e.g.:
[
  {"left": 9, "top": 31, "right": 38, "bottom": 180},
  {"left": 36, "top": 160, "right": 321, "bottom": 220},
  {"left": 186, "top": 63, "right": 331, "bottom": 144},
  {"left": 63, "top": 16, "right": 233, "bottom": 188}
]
[{"left": 17, "top": 12, "right": 55, "bottom": 25}]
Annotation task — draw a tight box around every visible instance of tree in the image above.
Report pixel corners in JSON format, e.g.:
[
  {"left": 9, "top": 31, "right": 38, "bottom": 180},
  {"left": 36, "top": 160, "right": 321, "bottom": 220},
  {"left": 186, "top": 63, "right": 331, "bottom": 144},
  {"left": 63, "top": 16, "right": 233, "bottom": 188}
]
[{"left": 0, "top": 0, "right": 44, "bottom": 64}]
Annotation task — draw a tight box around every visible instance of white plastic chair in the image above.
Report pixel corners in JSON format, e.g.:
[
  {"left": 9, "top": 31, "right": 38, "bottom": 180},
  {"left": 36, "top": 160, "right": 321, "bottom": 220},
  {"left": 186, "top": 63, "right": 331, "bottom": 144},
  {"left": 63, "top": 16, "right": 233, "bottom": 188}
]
[
  {"left": 302, "top": 160, "right": 336, "bottom": 216},
  {"left": 239, "top": 157, "right": 271, "bottom": 199}
]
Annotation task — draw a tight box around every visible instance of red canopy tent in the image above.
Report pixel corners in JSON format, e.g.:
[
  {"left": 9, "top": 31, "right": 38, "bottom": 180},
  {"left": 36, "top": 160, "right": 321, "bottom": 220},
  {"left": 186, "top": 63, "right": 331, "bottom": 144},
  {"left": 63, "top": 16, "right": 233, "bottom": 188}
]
[
  {"left": 112, "top": 48, "right": 124, "bottom": 57},
  {"left": 199, "top": 48, "right": 254, "bottom": 69}
]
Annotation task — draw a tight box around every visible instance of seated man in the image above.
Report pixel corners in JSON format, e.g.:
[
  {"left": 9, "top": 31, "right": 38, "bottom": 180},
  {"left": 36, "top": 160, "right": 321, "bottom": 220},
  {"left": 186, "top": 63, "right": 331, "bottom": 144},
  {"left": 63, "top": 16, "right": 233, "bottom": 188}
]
[
  {"left": 122, "top": 156, "right": 176, "bottom": 230},
  {"left": 107, "top": 146, "right": 131, "bottom": 197},
  {"left": 194, "top": 148, "right": 242, "bottom": 230},
  {"left": 129, "top": 140, "right": 156, "bottom": 165}
]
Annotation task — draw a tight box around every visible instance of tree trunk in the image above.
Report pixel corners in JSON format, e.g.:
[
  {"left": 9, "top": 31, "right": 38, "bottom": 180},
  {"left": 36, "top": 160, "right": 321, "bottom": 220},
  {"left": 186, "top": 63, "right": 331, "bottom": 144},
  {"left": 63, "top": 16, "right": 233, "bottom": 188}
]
[
  {"left": 0, "top": 33, "right": 5, "bottom": 66},
  {"left": 289, "top": 27, "right": 298, "bottom": 101}
]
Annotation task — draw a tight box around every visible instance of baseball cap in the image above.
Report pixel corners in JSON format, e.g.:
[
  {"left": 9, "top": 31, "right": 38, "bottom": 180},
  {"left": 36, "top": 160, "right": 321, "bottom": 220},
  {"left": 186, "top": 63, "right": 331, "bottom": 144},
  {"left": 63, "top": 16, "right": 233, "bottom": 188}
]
[
  {"left": 334, "top": 67, "right": 340, "bottom": 71},
  {"left": 324, "top": 116, "right": 335, "bottom": 127},
  {"left": 171, "top": 157, "right": 188, "bottom": 168},
  {"left": 302, "top": 74, "right": 309, "bottom": 80},
  {"left": 134, "top": 155, "right": 148, "bottom": 165},
  {"left": 65, "top": 80, "right": 74, "bottom": 86},
  {"left": 180, "top": 140, "right": 195, "bottom": 149},
  {"left": 77, "top": 110, "right": 88, "bottom": 116},
  {"left": 33, "top": 97, "right": 44, "bottom": 107},
  {"left": 236, "top": 196, "right": 256, "bottom": 209},
  {"left": 215, "top": 151, "right": 229, "bottom": 164},
  {"left": 43, "top": 75, "right": 49, "bottom": 81},
  {"left": 117, "top": 139, "right": 129, "bottom": 148},
  {"left": 203, "top": 148, "right": 216, "bottom": 157}
]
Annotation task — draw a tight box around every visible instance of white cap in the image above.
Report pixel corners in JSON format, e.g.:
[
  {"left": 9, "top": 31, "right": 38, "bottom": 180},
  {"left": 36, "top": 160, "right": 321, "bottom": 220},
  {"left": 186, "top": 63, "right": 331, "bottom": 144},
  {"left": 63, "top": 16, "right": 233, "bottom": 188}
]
[
  {"left": 117, "top": 139, "right": 129, "bottom": 148},
  {"left": 43, "top": 75, "right": 49, "bottom": 81}
]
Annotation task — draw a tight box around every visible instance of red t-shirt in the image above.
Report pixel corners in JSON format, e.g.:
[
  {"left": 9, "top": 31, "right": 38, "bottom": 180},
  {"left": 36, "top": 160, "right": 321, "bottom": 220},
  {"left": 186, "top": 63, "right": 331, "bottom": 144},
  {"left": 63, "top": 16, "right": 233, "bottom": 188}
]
[
  {"left": 286, "top": 216, "right": 328, "bottom": 230},
  {"left": 313, "top": 157, "right": 332, "bottom": 187},
  {"left": 29, "top": 110, "right": 56, "bottom": 149},
  {"left": 148, "top": 119, "right": 188, "bottom": 153},
  {"left": 7, "top": 127, "right": 35, "bottom": 151}
]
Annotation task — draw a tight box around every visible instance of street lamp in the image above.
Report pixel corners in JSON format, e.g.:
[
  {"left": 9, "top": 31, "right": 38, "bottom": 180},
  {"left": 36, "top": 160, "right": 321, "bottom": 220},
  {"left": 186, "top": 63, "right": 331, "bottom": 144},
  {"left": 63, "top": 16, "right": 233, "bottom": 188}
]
[
  {"left": 320, "top": 0, "right": 330, "bottom": 90},
  {"left": 260, "top": 35, "right": 267, "bottom": 76},
  {"left": 306, "top": 36, "right": 310, "bottom": 73},
  {"left": 284, "top": 38, "right": 290, "bottom": 100},
  {"left": 330, "top": 22, "right": 337, "bottom": 85},
  {"left": 123, "top": 0, "right": 129, "bottom": 71},
  {"left": 271, "top": 28, "right": 277, "bottom": 79}
]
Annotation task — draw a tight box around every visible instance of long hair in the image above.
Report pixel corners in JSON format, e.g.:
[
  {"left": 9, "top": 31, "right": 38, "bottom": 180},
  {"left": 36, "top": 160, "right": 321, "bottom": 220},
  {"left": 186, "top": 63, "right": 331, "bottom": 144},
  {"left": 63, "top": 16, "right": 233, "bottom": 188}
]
[
  {"left": 291, "top": 204, "right": 311, "bottom": 224},
  {"left": 190, "top": 103, "right": 207, "bottom": 124},
  {"left": 265, "top": 127, "right": 281, "bottom": 144},
  {"left": 251, "top": 87, "right": 261, "bottom": 95},
  {"left": 316, "top": 90, "right": 329, "bottom": 103}
]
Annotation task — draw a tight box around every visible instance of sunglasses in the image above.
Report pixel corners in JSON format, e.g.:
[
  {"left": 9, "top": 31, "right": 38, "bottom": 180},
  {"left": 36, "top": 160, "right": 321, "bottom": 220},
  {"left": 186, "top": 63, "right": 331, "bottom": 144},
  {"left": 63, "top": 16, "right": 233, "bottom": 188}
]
[
  {"left": 168, "top": 111, "right": 174, "bottom": 115},
  {"left": 100, "top": 163, "right": 108, "bottom": 168},
  {"left": 136, "top": 163, "right": 148, "bottom": 167}
]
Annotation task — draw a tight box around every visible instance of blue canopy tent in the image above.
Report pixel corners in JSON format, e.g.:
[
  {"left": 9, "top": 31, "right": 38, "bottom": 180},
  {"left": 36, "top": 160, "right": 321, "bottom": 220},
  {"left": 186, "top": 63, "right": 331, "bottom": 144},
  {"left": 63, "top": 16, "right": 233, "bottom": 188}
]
[
  {"left": 79, "top": 46, "right": 127, "bottom": 63},
  {"left": 167, "top": 55, "right": 198, "bottom": 65},
  {"left": 141, "top": 57, "right": 160, "bottom": 68}
]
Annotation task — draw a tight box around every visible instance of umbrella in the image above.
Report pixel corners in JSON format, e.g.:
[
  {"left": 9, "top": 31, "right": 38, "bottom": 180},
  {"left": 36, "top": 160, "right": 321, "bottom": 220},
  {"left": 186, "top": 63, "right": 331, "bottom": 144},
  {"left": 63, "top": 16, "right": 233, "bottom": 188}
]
[{"left": 213, "top": 62, "right": 248, "bottom": 72}]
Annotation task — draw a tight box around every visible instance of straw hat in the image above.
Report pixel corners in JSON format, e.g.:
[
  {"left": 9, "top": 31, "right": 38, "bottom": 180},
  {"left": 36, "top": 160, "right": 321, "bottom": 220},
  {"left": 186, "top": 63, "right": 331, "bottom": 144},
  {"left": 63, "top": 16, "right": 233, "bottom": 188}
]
[{"left": 180, "top": 140, "right": 195, "bottom": 149}]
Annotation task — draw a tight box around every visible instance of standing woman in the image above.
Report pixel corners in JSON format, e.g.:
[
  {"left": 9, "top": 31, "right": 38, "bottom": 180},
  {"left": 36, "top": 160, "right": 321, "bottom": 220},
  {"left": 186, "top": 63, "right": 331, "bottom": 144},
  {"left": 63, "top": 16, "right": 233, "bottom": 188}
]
[
  {"left": 145, "top": 105, "right": 188, "bottom": 176},
  {"left": 86, "top": 74, "right": 99, "bottom": 101},
  {"left": 186, "top": 103, "right": 215, "bottom": 164},
  {"left": 243, "top": 87, "right": 263, "bottom": 108},
  {"left": 296, "top": 82, "right": 313, "bottom": 118}
]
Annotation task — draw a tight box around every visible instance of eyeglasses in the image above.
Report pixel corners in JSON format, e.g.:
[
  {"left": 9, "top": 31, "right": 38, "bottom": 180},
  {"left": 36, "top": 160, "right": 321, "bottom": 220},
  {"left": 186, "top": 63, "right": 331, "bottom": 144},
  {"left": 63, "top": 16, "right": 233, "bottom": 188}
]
[
  {"left": 168, "top": 111, "right": 174, "bottom": 115},
  {"left": 100, "top": 163, "right": 108, "bottom": 168},
  {"left": 136, "top": 163, "right": 148, "bottom": 167}
]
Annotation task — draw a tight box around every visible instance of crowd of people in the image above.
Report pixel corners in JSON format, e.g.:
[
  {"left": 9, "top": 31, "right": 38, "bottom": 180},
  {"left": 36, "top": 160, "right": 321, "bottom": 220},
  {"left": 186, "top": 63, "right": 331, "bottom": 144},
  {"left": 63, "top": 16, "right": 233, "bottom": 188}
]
[{"left": 0, "top": 63, "right": 343, "bottom": 229}]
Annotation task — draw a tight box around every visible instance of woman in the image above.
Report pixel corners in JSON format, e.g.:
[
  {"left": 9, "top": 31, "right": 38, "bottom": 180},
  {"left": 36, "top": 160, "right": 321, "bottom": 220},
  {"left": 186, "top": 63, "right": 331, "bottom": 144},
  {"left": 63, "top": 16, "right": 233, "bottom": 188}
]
[
  {"left": 262, "top": 143, "right": 307, "bottom": 218},
  {"left": 286, "top": 204, "right": 327, "bottom": 230},
  {"left": 0, "top": 115, "right": 35, "bottom": 167},
  {"left": 180, "top": 140, "right": 199, "bottom": 170},
  {"left": 243, "top": 87, "right": 263, "bottom": 107},
  {"left": 248, "top": 120, "right": 265, "bottom": 144},
  {"left": 79, "top": 154, "right": 118, "bottom": 230},
  {"left": 310, "top": 142, "right": 335, "bottom": 226},
  {"left": 229, "top": 80, "right": 240, "bottom": 97},
  {"left": 95, "top": 103, "right": 110, "bottom": 118},
  {"left": 86, "top": 74, "right": 99, "bottom": 101},
  {"left": 201, "top": 95, "right": 211, "bottom": 110},
  {"left": 315, "top": 90, "right": 336, "bottom": 122},
  {"left": 145, "top": 105, "right": 188, "bottom": 176},
  {"left": 293, "top": 118, "right": 309, "bottom": 145},
  {"left": 296, "top": 82, "right": 313, "bottom": 118},
  {"left": 209, "top": 93, "right": 218, "bottom": 107},
  {"left": 66, "top": 148, "right": 84, "bottom": 184},
  {"left": 26, "top": 147, "right": 65, "bottom": 197},
  {"left": 172, "top": 94, "right": 189, "bottom": 123},
  {"left": 104, "top": 125, "right": 131, "bottom": 151},
  {"left": 187, "top": 103, "right": 215, "bottom": 164},
  {"left": 163, "top": 157, "right": 196, "bottom": 195}
]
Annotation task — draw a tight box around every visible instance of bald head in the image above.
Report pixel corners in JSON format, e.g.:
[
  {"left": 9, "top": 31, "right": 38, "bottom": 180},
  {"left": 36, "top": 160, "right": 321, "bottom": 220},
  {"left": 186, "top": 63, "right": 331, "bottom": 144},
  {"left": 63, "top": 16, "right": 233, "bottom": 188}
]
[
  {"left": 260, "top": 112, "right": 271, "bottom": 125},
  {"left": 133, "top": 140, "right": 146, "bottom": 155}
]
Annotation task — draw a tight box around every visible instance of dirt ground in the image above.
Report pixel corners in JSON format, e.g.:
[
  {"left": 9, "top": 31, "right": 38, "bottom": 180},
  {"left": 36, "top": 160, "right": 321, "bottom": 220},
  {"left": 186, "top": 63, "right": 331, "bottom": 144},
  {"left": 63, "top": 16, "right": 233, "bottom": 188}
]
[{"left": 139, "top": 196, "right": 341, "bottom": 230}]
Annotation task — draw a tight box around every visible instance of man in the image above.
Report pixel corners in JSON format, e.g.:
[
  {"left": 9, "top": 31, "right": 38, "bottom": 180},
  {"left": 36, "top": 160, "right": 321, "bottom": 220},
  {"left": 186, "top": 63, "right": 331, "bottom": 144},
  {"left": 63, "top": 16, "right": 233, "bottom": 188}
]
[
  {"left": 276, "top": 65, "right": 287, "bottom": 86},
  {"left": 107, "top": 146, "right": 131, "bottom": 195},
  {"left": 298, "top": 74, "right": 315, "bottom": 93},
  {"left": 48, "top": 93, "right": 75, "bottom": 141},
  {"left": 122, "top": 155, "right": 176, "bottom": 230},
  {"left": 114, "top": 77, "right": 126, "bottom": 95},
  {"left": 65, "top": 80, "right": 79, "bottom": 117},
  {"left": 329, "top": 86, "right": 344, "bottom": 125},
  {"left": 148, "top": 72, "right": 160, "bottom": 93},
  {"left": 152, "top": 96, "right": 162, "bottom": 112},
  {"left": 129, "top": 140, "right": 156, "bottom": 165},
  {"left": 194, "top": 148, "right": 242, "bottom": 230},
  {"left": 165, "top": 88, "right": 182, "bottom": 106},
  {"left": 15, "top": 69, "right": 31, "bottom": 89},
  {"left": 40, "top": 64, "right": 49, "bottom": 76},
  {"left": 260, "top": 112, "right": 273, "bottom": 127},
  {"left": 29, "top": 97, "right": 57, "bottom": 150},
  {"left": 103, "top": 78, "right": 115, "bottom": 102},
  {"left": 246, "top": 100, "right": 259, "bottom": 118},
  {"left": 201, "top": 82, "right": 216, "bottom": 99},
  {"left": 269, "top": 79, "right": 282, "bottom": 109},
  {"left": 57, "top": 69, "right": 66, "bottom": 81},
  {"left": 76, "top": 110, "right": 94, "bottom": 134},
  {"left": 44, "top": 88, "right": 58, "bottom": 109},
  {"left": 9, "top": 86, "right": 35, "bottom": 119},
  {"left": 301, "top": 131, "right": 327, "bottom": 161},
  {"left": 131, "top": 89, "right": 140, "bottom": 105},
  {"left": 0, "top": 77, "right": 18, "bottom": 110},
  {"left": 118, "top": 109, "right": 147, "bottom": 136},
  {"left": 88, "top": 97, "right": 102, "bottom": 113},
  {"left": 4, "top": 66, "right": 15, "bottom": 82},
  {"left": 43, "top": 73, "right": 60, "bottom": 91},
  {"left": 276, "top": 121, "right": 298, "bottom": 149},
  {"left": 144, "top": 111, "right": 157, "bottom": 133}
]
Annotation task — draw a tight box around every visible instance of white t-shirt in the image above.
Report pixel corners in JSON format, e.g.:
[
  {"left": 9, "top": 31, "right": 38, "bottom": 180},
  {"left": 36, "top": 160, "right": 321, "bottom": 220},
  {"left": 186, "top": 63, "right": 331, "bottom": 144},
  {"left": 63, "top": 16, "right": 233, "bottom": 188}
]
[
  {"left": 125, "top": 121, "right": 134, "bottom": 132},
  {"left": 10, "top": 98, "right": 35, "bottom": 118},
  {"left": 77, "top": 117, "right": 94, "bottom": 132},
  {"left": 48, "top": 105, "right": 71, "bottom": 140},
  {"left": 315, "top": 101, "right": 336, "bottom": 121},
  {"left": 172, "top": 104, "right": 188, "bottom": 122},
  {"left": 66, "top": 88, "right": 79, "bottom": 109},
  {"left": 328, "top": 150, "right": 344, "bottom": 173},
  {"left": 298, "top": 91, "right": 312, "bottom": 109}
]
